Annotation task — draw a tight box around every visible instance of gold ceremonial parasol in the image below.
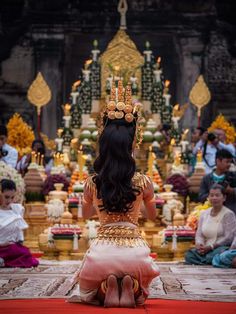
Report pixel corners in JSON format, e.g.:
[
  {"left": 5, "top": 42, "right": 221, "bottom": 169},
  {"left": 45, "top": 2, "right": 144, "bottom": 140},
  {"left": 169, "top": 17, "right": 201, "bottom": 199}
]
[
  {"left": 27, "top": 72, "right": 52, "bottom": 135},
  {"left": 189, "top": 75, "right": 211, "bottom": 126}
]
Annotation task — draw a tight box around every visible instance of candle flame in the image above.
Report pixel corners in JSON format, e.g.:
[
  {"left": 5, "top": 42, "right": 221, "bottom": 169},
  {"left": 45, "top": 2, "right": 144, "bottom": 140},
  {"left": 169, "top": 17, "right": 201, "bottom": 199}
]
[
  {"left": 85, "top": 59, "right": 92, "bottom": 66},
  {"left": 57, "top": 128, "right": 63, "bottom": 137},
  {"left": 73, "top": 80, "right": 81, "bottom": 88},
  {"left": 157, "top": 57, "right": 161, "bottom": 63},
  {"left": 71, "top": 138, "right": 78, "bottom": 144},
  {"left": 170, "top": 138, "right": 176, "bottom": 145},
  {"left": 174, "top": 104, "right": 180, "bottom": 110},
  {"left": 165, "top": 80, "right": 170, "bottom": 87},
  {"left": 64, "top": 103, "right": 71, "bottom": 110}
]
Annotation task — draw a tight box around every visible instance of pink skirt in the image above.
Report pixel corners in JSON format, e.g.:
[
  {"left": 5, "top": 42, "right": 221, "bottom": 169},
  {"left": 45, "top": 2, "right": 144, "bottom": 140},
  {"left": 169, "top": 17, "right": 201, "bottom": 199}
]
[
  {"left": 0, "top": 243, "right": 39, "bottom": 268},
  {"left": 78, "top": 240, "right": 160, "bottom": 304}
]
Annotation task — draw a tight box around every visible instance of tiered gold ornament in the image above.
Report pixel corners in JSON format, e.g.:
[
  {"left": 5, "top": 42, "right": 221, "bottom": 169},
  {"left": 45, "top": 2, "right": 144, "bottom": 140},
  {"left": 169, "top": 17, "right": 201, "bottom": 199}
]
[
  {"left": 27, "top": 72, "right": 52, "bottom": 134},
  {"left": 189, "top": 75, "right": 211, "bottom": 125},
  {"left": 100, "top": 30, "right": 144, "bottom": 97}
]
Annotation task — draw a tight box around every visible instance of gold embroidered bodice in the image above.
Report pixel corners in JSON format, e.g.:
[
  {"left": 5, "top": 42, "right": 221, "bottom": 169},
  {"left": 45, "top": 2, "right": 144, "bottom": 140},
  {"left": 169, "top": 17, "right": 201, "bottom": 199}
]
[{"left": 84, "top": 173, "right": 153, "bottom": 226}]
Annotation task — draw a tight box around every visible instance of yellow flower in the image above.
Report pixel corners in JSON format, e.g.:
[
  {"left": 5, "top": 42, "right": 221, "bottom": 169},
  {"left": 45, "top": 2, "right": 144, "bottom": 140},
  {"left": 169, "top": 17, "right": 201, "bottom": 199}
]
[
  {"left": 208, "top": 114, "right": 236, "bottom": 144},
  {"left": 7, "top": 113, "right": 35, "bottom": 157}
]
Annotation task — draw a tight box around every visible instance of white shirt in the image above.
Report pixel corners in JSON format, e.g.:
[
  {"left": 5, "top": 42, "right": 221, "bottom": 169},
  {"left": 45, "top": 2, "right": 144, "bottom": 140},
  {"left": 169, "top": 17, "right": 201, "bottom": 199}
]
[
  {"left": 203, "top": 144, "right": 217, "bottom": 174},
  {"left": 218, "top": 142, "right": 235, "bottom": 157},
  {"left": 0, "top": 143, "right": 18, "bottom": 168},
  {"left": 0, "top": 204, "right": 28, "bottom": 245}
]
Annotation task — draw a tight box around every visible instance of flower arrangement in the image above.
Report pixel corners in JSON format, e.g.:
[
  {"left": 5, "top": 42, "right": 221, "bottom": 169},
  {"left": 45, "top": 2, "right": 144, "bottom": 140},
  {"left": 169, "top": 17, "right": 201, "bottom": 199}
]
[
  {"left": 7, "top": 113, "right": 35, "bottom": 157},
  {"left": 208, "top": 114, "right": 236, "bottom": 144},
  {"left": 186, "top": 200, "right": 211, "bottom": 230},
  {"left": 42, "top": 174, "right": 69, "bottom": 195},
  {"left": 0, "top": 161, "right": 25, "bottom": 203},
  {"left": 166, "top": 174, "right": 189, "bottom": 196}
]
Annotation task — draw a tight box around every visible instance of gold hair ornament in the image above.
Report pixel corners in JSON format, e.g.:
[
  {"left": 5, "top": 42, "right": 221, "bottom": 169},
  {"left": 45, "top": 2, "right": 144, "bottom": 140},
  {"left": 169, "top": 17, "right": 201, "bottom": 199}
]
[{"left": 100, "top": 80, "right": 143, "bottom": 147}]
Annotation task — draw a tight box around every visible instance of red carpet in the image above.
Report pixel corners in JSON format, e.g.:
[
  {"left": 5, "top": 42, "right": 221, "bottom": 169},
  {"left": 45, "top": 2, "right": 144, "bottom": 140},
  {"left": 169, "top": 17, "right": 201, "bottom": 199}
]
[{"left": 0, "top": 299, "right": 235, "bottom": 314}]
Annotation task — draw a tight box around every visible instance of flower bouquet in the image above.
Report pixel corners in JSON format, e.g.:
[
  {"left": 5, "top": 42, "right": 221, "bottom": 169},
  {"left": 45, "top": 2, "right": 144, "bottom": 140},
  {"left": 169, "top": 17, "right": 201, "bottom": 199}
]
[
  {"left": 166, "top": 174, "right": 189, "bottom": 196},
  {"left": 42, "top": 174, "right": 69, "bottom": 196},
  {"left": 0, "top": 161, "right": 25, "bottom": 203}
]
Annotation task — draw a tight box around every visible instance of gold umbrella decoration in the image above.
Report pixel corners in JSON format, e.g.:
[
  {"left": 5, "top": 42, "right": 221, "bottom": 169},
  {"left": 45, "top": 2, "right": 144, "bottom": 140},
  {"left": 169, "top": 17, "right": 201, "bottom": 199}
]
[
  {"left": 189, "top": 75, "right": 211, "bottom": 126},
  {"left": 27, "top": 72, "right": 52, "bottom": 135}
]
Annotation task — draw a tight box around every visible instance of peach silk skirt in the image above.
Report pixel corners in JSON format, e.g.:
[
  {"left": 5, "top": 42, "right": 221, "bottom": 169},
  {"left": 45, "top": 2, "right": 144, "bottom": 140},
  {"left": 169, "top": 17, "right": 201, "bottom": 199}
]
[{"left": 78, "top": 228, "right": 160, "bottom": 304}]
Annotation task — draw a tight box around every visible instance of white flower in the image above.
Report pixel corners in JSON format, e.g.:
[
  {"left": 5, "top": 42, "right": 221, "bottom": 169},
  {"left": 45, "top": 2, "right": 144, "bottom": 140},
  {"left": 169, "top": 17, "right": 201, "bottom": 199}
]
[{"left": 0, "top": 162, "right": 25, "bottom": 203}]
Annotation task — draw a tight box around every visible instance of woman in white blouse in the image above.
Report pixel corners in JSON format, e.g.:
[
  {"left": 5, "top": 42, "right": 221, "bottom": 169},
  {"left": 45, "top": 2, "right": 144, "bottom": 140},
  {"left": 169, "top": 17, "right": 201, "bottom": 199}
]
[
  {"left": 0, "top": 179, "right": 38, "bottom": 267},
  {"left": 185, "top": 183, "right": 236, "bottom": 265}
]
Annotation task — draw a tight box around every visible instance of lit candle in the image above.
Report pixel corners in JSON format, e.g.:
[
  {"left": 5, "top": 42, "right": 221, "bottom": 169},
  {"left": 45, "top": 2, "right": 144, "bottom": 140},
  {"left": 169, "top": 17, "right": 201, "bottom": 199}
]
[
  {"left": 63, "top": 116, "right": 71, "bottom": 128},
  {"left": 153, "top": 69, "right": 162, "bottom": 83},
  {"left": 77, "top": 147, "right": 87, "bottom": 182},
  {"left": 82, "top": 60, "right": 92, "bottom": 82},
  {"left": 71, "top": 80, "right": 81, "bottom": 104},
  {"left": 55, "top": 138, "right": 64, "bottom": 152},
  {"left": 31, "top": 151, "right": 36, "bottom": 163},
  {"left": 172, "top": 116, "right": 180, "bottom": 129},
  {"left": 40, "top": 154, "right": 44, "bottom": 166},
  {"left": 37, "top": 152, "right": 41, "bottom": 165},
  {"left": 163, "top": 80, "right": 171, "bottom": 106},
  {"left": 156, "top": 57, "right": 161, "bottom": 69}
]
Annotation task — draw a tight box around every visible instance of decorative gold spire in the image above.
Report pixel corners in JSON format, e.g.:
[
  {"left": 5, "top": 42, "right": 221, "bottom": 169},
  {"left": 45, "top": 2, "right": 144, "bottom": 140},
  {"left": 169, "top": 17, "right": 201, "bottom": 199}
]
[{"left": 100, "top": 30, "right": 144, "bottom": 97}]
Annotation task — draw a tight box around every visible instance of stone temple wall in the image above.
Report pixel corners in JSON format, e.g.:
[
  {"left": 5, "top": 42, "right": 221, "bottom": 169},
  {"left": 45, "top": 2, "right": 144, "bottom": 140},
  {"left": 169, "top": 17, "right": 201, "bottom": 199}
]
[{"left": 0, "top": 0, "right": 235, "bottom": 139}]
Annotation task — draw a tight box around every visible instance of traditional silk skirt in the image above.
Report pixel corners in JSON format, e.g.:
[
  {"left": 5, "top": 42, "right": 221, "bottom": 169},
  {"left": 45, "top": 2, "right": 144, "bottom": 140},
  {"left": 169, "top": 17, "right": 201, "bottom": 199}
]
[
  {"left": 77, "top": 223, "right": 160, "bottom": 304},
  {"left": 0, "top": 243, "right": 39, "bottom": 268}
]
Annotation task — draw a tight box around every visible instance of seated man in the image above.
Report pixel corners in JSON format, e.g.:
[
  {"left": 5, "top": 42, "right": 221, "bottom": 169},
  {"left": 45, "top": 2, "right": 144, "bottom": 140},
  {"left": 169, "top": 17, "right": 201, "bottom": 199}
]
[
  {"left": 0, "top": 125, "right": 18, "bottom": 168},
  {"left": 199, "top": 149, "right": 236, "bottom": 215}
]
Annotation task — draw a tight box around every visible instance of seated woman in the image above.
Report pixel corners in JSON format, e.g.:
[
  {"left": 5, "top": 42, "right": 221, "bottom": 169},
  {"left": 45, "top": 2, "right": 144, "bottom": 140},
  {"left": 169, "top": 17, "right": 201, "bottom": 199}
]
[
  {"left": 0, "top": 179, "right": 39, "bottom": 268},
  {"left": 185, "top": 183, "right": 236, "bottom": 265},
  {"left": 212, "top": 234, "right": 236, "bottom": 268}
]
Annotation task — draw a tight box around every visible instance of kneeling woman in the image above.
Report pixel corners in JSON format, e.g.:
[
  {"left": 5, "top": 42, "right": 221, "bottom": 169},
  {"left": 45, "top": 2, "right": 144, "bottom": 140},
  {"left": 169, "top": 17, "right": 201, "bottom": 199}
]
[
  {"left": 0, "top": 179, "right": 39, "bottom": 268},
  {"left": 185, "top": 183, "right": 236, "bottom": 265},
  {"left": 71, "top": 84, "right": 159, "bottom": 307}
]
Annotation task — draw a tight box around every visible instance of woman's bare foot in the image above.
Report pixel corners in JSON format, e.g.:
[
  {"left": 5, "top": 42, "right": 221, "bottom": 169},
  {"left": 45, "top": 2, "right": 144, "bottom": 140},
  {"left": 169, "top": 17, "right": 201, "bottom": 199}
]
[
  {"left": 104, "top": 274, "right": 120, "bottom": 307},
  {"left": 120, "top": 275, "right": 136, "bottom": 308}
]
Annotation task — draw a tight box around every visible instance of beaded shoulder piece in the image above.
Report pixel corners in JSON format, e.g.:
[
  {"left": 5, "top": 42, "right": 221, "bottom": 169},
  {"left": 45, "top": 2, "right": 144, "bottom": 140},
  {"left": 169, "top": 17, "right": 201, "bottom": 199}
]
[
  {"left": 84, "top": 173, "right": 150, "bottom": 193},
  {"left": 84, "top": 175, "right": 96, "bottom": 194},
  {"left": 132, "top": 173, "right": 151, "bottom": 191}
]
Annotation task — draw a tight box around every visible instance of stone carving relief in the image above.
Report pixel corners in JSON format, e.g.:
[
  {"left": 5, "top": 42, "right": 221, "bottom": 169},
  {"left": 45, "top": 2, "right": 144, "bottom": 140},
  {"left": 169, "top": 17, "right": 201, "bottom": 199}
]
[{"left": 207, "top": 32, "right": 236, "bottom": 87}]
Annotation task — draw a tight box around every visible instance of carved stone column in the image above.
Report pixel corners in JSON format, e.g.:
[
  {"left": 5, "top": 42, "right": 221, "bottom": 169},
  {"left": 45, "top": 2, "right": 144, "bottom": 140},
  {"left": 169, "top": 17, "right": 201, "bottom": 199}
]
[
  {"left": 32, "top": 30, "right": 64, "bottom": 139},
  {"left": 176, "top": 36, "right": 205, "bottom": 129}
]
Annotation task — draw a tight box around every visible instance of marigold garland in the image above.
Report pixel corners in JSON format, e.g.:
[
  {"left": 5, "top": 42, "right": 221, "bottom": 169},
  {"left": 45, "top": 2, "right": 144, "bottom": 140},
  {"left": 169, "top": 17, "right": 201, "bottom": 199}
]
[
  {"left": 7, "top": 113, "right": 35, "bottom": 157},
  {"left": 208, "top": 114, "right": 236, "bottom": 144}
]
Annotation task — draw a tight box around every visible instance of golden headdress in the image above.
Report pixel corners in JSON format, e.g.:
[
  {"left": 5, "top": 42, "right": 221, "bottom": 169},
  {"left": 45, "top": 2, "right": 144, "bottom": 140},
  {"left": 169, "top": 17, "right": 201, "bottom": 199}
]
[
  {"left": 105, "top": 80, "right": 142, "bottom": 123},
  {"left": 101, "top": 80, "right": 143, "bottom": 147}
]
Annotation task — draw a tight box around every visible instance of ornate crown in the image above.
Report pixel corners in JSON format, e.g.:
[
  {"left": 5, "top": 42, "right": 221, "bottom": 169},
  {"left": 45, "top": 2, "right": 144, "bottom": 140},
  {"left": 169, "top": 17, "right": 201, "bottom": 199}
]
[
  {"left": 100, "top": 80, "right": 143, "bottom": 148},
  {"left": 105, "top": 80, "right": 142, "bottom": 123}
]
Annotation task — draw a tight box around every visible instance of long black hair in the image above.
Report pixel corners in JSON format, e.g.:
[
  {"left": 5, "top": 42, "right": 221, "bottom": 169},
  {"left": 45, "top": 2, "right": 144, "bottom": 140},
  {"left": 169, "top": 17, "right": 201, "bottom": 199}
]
[{"left": 93, "top": 118, "right": 139, "bottom": 213}]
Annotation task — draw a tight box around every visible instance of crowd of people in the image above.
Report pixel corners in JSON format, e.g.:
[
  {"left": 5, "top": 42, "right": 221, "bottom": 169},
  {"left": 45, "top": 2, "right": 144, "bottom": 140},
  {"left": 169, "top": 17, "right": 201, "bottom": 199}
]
[{"left": 0, "top": 119, "right": 236, "bottom": 307}]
